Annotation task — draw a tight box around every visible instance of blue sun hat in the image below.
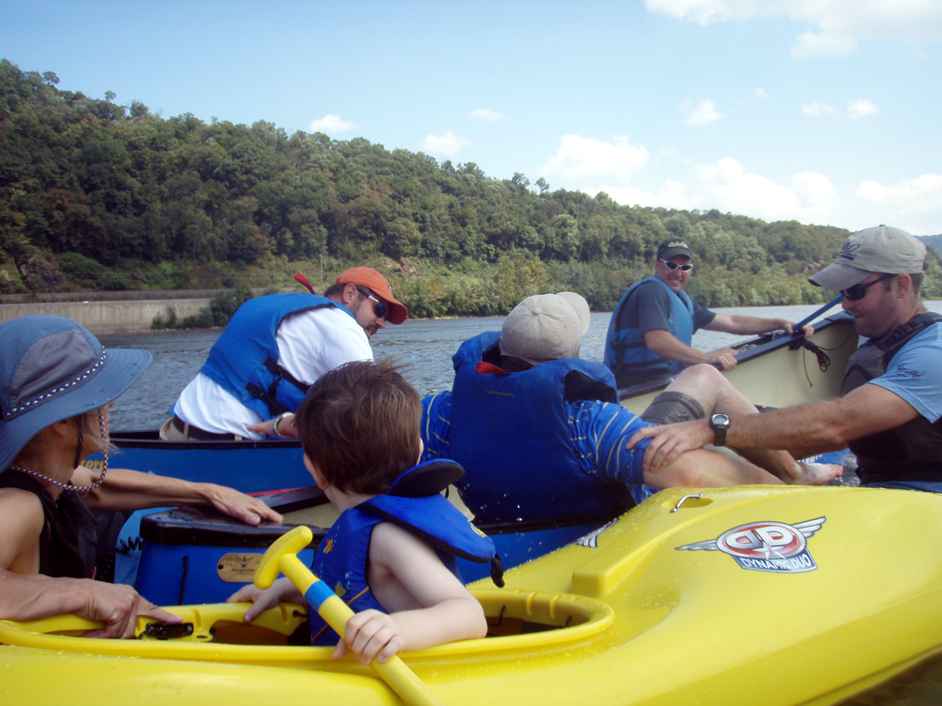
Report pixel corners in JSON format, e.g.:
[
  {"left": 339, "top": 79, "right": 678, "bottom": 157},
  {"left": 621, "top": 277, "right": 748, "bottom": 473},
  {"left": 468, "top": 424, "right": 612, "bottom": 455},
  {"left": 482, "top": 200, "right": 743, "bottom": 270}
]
[{"left": 0, "top": 315, "right": 152, "bottom": 472}]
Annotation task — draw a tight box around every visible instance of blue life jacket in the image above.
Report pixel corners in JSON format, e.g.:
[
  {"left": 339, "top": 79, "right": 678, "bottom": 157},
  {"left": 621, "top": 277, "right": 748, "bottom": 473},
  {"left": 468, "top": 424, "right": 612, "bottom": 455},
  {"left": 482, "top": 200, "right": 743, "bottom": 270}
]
[
  {"left": 447, "top": 332, "right": 627, "bottom": 525},
  {"left": 308, "top": 459, "right": 502, "bottom": 645},
  {"left": 200, "top": 293, "right": 352, "bottom": 419},
  {"left": 604, "top": 276, "right": 694, "bottom": 386}
]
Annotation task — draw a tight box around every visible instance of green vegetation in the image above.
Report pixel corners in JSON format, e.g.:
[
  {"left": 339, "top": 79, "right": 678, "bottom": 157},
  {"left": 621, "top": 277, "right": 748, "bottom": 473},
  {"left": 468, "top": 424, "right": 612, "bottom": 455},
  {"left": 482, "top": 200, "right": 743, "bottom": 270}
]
[
  {"left": 151, "top": 286, "right": 256, "bottom": 330},
  {"left": 2, "top": 59, "right": 940, "bottom": 319}
]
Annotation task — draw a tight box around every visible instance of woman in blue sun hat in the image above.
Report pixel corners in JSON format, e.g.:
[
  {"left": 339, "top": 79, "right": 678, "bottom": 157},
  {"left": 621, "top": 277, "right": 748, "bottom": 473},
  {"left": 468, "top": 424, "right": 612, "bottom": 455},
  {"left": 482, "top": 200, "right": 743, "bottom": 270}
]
[{"left": 0, "top": 315, "right": 282, "bottom": 636}]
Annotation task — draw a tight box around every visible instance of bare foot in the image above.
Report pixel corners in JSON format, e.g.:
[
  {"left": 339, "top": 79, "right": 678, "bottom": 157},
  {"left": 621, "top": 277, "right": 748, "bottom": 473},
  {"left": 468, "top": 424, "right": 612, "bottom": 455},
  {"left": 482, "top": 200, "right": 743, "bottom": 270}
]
[{"left": 795, "top": 462, "right": 844, "bottom": 485}]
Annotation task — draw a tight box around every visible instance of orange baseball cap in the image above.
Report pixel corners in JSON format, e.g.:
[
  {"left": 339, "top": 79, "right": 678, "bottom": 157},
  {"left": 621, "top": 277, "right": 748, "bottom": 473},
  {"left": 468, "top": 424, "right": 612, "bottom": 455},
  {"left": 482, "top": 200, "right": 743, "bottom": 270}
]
[{"left": 335, "top": 267, "right": 408, "bottom": 324}]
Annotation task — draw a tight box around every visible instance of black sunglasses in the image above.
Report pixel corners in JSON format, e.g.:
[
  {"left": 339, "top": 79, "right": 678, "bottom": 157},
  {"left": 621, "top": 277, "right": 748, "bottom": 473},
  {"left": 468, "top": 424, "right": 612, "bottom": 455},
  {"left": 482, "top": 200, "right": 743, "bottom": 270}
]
[
  {"left": 841, "top": 274, "right": 894, "bottom": 302},
  {"left": 356, "top": 287, "right": 388, "bottom": 318},
  {"left": 660, "top": 259, "right": 694, "bottom": 272}
]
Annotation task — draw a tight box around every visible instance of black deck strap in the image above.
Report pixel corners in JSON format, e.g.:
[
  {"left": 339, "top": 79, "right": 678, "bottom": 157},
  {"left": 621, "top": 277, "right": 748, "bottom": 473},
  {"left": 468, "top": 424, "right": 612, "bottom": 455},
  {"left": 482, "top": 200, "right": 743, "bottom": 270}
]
[{"left": 789, "top": 337, "right": 831, "bottom": 372}]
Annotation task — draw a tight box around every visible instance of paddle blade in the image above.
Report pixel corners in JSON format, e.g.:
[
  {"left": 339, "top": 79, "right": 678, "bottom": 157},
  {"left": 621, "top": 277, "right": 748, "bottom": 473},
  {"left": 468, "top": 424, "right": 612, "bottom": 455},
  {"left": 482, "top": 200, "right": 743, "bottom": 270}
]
[{"left": 293, "top": 272, "right": 316, "bottom": 294}]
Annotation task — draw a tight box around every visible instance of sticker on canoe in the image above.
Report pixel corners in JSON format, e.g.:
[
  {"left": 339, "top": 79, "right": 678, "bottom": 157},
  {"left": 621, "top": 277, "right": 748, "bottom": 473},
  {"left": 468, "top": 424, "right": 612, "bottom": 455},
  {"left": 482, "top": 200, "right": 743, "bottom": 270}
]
[
  {"left": 675, "top": 517, "right": 826, "bottom": 573},
  {"left": 576, "top": 518, "right": 619, "bottom": 548}
]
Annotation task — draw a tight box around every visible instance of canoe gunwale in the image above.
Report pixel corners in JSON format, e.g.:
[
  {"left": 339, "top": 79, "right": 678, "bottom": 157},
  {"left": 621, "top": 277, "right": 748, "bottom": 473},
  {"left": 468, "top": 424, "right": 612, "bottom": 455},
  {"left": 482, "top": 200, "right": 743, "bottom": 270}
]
[{"left": 615, "top": 311, "right": 854, "bottom": 401}]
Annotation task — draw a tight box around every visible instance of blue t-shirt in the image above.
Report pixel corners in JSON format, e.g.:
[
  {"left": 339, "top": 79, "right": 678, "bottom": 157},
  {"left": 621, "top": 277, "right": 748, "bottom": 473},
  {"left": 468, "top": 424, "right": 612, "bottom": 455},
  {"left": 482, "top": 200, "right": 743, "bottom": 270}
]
[
  {"left": 868, "top": 322, "right": 942, "bottom": 423},
  {"left": 421, "top": 392, "right": 656, "bottom": 505}
]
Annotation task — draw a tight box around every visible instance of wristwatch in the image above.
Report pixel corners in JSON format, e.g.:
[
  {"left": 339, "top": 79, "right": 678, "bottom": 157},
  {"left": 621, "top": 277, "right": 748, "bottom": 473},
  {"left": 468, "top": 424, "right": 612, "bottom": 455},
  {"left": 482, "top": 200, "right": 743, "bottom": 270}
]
[{"left": 709, "top": 412, "right": 731, "bottom": 447}]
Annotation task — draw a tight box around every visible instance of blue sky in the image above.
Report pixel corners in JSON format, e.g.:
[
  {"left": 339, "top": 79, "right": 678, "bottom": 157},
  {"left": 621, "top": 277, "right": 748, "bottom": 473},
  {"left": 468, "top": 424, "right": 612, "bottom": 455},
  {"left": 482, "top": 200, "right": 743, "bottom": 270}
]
[{"left": 2, "top": 0, "right": 940, "bottom": 234}]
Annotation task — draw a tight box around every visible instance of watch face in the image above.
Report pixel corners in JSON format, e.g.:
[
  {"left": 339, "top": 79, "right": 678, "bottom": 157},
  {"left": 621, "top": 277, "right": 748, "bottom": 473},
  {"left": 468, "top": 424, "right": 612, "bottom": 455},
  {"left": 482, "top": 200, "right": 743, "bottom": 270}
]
[{"left": 712, "top": 413, "right": 731, "bottom": 428}]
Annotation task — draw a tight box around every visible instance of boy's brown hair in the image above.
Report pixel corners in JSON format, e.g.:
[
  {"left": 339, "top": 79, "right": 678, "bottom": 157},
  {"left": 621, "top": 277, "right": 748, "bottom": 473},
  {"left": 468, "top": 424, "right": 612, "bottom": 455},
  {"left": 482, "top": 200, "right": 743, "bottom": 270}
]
[{"left": 296, "top": 360, "right": 421, "bottom": 494}]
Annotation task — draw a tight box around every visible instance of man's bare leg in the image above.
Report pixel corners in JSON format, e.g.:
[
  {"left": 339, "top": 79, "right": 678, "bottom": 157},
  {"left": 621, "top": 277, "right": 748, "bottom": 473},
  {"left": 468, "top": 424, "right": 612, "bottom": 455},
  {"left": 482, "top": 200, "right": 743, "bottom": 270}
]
[
  {"left": 647, "top": 447, "right": 783, "bottom": 489},
  {"left": 662, "top": 365, "right": 841, "bottom": 485}
]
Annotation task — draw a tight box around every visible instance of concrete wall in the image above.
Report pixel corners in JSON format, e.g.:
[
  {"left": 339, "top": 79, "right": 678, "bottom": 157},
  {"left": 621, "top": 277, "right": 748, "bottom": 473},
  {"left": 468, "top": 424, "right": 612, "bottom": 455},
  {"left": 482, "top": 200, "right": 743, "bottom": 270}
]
[{"left": 0, "top": 297, "right": 213, "bottom": 334}]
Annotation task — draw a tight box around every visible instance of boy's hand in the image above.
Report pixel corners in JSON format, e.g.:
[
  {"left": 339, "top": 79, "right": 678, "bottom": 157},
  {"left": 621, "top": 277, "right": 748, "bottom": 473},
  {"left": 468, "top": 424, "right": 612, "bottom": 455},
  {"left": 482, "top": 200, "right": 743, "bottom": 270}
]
[
  {"left": 227, "top": 577, "right": 298, "bottom": 622},
  {"left": 333, "top": 609, "right": 402, "bottom": 664}
]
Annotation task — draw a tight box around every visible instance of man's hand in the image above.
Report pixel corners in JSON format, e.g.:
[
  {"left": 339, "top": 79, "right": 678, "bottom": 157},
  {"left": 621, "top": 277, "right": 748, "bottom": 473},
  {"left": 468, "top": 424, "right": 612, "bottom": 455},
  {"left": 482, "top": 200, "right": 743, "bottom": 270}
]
[
  {"left": 198, "top": 484, "right": 282, "bottom": 525},
  {"left": 627, "top": 419, "right": 714, "bottom": 473},
  {"left": 247, "top": 412, "right": 298, "bottom": 439},
  {"left": 705, "top": 347, "right": 737, "bottom": 370},
  {"left": 780, "top": 320, "right": 814, "bottom": 337},
  {"left": 81, "top": 580, "right": 180, "bottom": 639}
]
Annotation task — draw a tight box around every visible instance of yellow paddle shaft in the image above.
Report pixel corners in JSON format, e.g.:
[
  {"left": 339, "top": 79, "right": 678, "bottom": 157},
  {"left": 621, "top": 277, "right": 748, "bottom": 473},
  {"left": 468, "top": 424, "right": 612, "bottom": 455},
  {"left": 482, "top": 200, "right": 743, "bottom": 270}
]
[{"left": 278, "top": 553, "right": 442, "bottom": 706}]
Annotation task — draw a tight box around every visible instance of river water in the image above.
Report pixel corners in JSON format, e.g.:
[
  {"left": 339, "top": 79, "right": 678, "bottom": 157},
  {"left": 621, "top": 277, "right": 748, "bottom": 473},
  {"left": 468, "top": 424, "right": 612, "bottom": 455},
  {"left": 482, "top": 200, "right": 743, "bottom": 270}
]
[{"left": 100, "top": 301, "right": 942, "bottom": 430}]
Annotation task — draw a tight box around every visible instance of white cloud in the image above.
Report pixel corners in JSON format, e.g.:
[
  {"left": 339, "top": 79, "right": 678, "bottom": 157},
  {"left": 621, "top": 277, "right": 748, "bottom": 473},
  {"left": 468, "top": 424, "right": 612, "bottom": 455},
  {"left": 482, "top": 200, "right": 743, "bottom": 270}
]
[
  {"left": 309, "top": 114, "right": 354, "bottom": 134},
  {"left": 643, "top": 0, "right": 754, "bottom": 25},
  {"left": 470, "top": 108, "right": 504, "bottom": 122},
  {"left": 754, "top": 87, "right": 769, "bottom": 99},
  {"left": 847, "top": 98, "right": 879, "bottom": 119},
  {"left": 644, "top": 1, "right": 942, "bottom": 56},
  {"left": 542, "top": 134, "right": 650, "bottom": 182},
  {"left": 791, "top": 31, "right": 856, "bottom": 58},
  {"left": 857, "top": 174, "right": 942, "bottom": 213},
  {"left": 688, "top": 158, "right": 835, "bottom": 223},
  {"left": 421, "top": 130, "right": 469, "bottom": 157},
  {"left": 801, "top": 101, "right": 836, "bottom": 118},
  {"left": 686, "top": 99, "right": 723, "bottom": 126},
  {"left": 542, "top": 136, "right": 835, "bottom": 224},
  {"left": 539, "top": 134, "right": 940, "bottom": 232}
]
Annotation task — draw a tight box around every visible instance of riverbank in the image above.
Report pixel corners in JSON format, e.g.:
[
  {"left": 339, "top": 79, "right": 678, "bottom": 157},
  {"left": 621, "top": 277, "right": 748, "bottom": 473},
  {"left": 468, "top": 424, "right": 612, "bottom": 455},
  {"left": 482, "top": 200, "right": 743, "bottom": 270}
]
[{"left": 0, "top": 295, "right": 215, "bottom": 334}]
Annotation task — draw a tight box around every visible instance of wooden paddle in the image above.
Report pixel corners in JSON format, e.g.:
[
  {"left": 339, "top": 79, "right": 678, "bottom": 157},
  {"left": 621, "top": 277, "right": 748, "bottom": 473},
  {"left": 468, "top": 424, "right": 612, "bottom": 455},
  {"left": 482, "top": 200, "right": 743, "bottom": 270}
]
[{"left": 254, "top": 526, "right": 442, "bottom": 706}]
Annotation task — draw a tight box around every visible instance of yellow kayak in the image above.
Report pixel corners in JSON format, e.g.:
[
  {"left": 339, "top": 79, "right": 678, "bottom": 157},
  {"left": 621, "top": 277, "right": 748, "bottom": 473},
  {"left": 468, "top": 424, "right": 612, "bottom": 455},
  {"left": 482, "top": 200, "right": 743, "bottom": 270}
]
[{"left": 3, "top": 484, "right": 941, "bottom": 706}]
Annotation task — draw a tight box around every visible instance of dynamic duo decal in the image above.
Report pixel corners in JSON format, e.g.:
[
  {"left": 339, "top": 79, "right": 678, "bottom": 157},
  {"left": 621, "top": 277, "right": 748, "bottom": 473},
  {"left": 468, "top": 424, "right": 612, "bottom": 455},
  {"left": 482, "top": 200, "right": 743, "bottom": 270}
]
[{"left": 675, "top": 517, "right": 826, "bottom": 573}]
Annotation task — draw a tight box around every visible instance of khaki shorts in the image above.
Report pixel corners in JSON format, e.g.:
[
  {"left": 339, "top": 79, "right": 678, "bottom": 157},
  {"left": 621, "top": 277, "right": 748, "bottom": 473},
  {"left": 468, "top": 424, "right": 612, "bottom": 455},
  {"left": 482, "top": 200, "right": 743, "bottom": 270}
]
[{"left": 640, "top": 391, "right": 705, "bottom": 425}]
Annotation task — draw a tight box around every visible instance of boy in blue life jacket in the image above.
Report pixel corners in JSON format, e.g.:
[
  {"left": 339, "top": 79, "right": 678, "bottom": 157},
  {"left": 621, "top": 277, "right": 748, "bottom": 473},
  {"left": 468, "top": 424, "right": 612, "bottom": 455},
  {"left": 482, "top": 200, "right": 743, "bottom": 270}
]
[{"left": 228, "top": 360, "right": 494, "bottom": 664}]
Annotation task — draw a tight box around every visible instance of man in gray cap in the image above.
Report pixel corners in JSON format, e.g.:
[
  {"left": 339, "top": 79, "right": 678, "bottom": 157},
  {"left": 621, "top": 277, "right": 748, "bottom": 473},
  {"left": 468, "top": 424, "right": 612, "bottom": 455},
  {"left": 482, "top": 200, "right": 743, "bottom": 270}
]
[
  {"left": 605, "top": 240, "right": 810, "bottom": 389},
  {"left": 418, "top": 292, "right": 837, "bottom": 526},
  {"left": 628, "top": 225, "right": 942, "bottom": 492}
]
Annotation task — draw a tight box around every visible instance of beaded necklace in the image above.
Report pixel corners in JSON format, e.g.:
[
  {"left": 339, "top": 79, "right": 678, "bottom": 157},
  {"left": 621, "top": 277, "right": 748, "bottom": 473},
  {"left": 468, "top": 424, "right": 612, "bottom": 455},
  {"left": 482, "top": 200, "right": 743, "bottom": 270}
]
[{"left": 9, "top": 412, "right": 109, "bottom": 495}]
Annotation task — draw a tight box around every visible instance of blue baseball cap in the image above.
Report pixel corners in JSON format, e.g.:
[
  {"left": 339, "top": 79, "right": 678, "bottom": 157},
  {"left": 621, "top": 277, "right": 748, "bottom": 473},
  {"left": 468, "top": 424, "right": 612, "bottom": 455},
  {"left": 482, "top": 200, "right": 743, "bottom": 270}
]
[{"left": 0, "top": 316, "right": 152, "bottom": 472}]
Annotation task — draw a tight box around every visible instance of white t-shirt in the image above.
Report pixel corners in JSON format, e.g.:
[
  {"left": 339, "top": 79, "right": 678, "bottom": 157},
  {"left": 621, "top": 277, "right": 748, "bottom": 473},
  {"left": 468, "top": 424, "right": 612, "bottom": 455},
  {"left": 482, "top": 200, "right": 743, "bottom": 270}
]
[{"left": 174, "top": 306, "right": 373, "bottom": 438}]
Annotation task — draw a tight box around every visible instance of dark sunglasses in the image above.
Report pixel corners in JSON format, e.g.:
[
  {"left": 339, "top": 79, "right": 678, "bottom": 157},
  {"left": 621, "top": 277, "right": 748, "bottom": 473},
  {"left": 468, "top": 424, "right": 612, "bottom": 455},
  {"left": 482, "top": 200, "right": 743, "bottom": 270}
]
[
  {"left": 841, "top": 273, "right": 895, "bottom": 302},
  {"left": 660, "top": 259, "right": 694, "bottom": 272},
  {"left": 356, "top": 287, "right": 388, "bottom": 318}
]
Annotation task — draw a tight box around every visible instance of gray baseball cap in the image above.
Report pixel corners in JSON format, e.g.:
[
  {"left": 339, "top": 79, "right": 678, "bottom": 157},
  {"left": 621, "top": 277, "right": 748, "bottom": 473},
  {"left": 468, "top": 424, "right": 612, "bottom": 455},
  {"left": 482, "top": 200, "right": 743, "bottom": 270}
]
[
  {"left": 810, "top": 225, "right": 927, "bottom": 291},
  {"left": 0, "top": 316, "right": 151, "bottom": 471}
]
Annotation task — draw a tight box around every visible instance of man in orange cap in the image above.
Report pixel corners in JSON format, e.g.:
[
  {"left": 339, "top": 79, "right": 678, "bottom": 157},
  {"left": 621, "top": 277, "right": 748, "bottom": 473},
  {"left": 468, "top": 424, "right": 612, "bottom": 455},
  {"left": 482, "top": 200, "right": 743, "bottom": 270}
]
[{"left": 162, "top": 266, "right": 408, "bottom": 441}]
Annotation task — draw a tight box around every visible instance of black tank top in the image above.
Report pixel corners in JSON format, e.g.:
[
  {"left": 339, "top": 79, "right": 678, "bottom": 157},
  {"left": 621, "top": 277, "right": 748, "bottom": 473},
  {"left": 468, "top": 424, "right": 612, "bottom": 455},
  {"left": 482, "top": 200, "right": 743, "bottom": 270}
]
[{"left": 0, "top": 471, "right": 98, "bottom": 578}]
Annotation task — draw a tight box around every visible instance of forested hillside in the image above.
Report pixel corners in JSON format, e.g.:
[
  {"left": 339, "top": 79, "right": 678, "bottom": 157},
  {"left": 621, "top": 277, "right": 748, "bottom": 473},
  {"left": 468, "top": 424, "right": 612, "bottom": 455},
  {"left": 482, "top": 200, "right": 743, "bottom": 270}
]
[
  {"left": 921, "top": 235, "right": 942, "bottom": 258},
  {"left": 2, "top": 60, "right": 938, "bottom": 316}
]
